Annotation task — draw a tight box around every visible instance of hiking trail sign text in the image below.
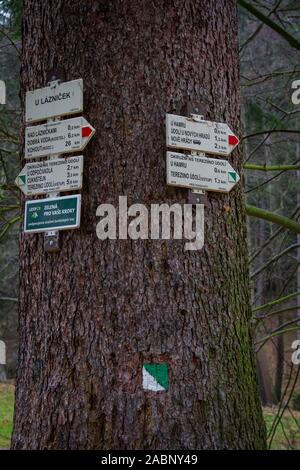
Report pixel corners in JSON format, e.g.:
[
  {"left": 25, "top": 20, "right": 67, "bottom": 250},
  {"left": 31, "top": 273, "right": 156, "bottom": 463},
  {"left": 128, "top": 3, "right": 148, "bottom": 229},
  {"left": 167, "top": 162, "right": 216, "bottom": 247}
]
[
  {"left": 15, "top": 155, "right": 84, "bottom": 196},
  {"left": 25, "top": 117, "right": 95, "bottom": 159},
  {"left": 25, "top": 79, "right": 83, "bottom": 123},
  {"left": 166, "top": 151, "right": 240, "bottom": 192},
  {"left": 24, "top": 195, "right": 81, "bottom": 233},
  {"left": 166, "top": 113, "right": 239, "bottom": 156}
]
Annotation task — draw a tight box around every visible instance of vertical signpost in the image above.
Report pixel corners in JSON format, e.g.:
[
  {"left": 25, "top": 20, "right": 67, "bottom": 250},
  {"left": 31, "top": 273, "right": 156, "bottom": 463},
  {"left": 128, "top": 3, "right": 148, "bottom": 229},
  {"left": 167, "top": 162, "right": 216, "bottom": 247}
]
[
  {"left": 17, "top": 77, "right": 95, "bottom": 252},
  {"left": 45, "top": 111, "right": 62, "bottom": 252}
]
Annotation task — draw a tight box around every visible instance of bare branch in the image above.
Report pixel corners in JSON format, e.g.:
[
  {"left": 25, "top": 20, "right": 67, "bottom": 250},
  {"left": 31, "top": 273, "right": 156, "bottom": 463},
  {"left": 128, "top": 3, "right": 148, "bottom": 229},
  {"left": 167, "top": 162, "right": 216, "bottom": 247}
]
[
  {"left": 246, "top": 204, "right": 300, "bottom": 233},
  {"left": 238, "top": 0, "right": 300, "bottom": 51}
]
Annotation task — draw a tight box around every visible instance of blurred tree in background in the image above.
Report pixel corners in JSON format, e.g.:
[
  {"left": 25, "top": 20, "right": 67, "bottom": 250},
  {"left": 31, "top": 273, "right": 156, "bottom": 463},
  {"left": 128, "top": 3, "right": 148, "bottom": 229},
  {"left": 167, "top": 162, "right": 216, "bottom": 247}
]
[
  {"left": 0, "top": 0, "right": 21, "bottom": 379},
  {"left": 239, "top": 0, "right": 300, "bottom": 448}
]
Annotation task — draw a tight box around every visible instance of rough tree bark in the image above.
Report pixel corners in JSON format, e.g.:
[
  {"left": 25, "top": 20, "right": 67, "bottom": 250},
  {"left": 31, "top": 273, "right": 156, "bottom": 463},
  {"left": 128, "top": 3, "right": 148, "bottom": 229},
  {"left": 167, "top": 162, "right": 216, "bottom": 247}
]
[{"left": 12, "top": 0, "right": 266, "bottom": 449}]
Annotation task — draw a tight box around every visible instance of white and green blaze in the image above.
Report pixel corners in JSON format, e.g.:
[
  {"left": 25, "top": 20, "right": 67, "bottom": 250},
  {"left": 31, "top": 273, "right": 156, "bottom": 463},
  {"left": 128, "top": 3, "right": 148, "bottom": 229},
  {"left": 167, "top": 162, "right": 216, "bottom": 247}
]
[
  {"left": 18, "top": 175, "right": 26, "bottom": 186},
  {"left": 228, "top": 171, "right": 237, "bottom": 183},
  {"left": 143, "top": 363, "right": 169, "bottom": 391}
]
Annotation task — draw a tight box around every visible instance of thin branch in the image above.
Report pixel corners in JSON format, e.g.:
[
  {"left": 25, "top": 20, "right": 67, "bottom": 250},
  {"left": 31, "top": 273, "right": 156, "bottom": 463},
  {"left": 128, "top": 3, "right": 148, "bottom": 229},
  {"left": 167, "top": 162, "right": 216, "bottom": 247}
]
[
  {"left": 242, "top": 129, "right": 300, "bottom": 140},
  {"left": 250, "top": 206, "right": 300, "bottom": 263},
  {"left": 255, "top": 326, "right": 300, "bottom": 346},
  {"left": 244, "top": 163, "right": 300, "bottom": 171},
  {"left": 250, "top": 243, "right": 300, "bottom": 279},
  {"left": 0, "top": 215, "right": 20, "bottom": 241},
  {"left": 238, "top": 0, "right": 300, "bottom": 51},
  {"left": 268, "top": 366, "right": 300, "bottom": 448},
  {"left": 255, "top": 306, "right": 298, "bottom": 322},
  {"left": 253, "top": 290, "right": 300, "bottom": 313},
  {"left": 239, "top": 0, "right": 282, "bottom": 53},
  {"left": 0, "top": 297, "right": 17, "bottom": 302},
  {"left": 257, "top": 317, "right": 300, "bottom": 345},
  {"left": 246, "top": 204, "right": 300, "bottom": 233},
  {"left": 241, "top": 68, "right": 300, "bottom": 87},
  {"left": 0, "top": 26, "right": 21, "bottom": 57},
  {"left": 240, "top": 23, "right": 263, "bottom": 53},
  {"left": 245, "top": 159, "right": 300, "bottom": 193}
]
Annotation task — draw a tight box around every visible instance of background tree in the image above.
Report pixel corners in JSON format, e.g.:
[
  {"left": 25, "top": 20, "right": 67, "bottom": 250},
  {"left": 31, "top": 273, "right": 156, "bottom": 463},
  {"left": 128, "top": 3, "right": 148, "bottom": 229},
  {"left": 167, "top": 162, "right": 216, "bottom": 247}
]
[
  {"left": 11, "top": 0, "right": 266, "bottom": 450},
  {"left": 0, "top": 0, "right": 21, "bottom": 380},
  {"left": 239, "top": 0, "right": 300, "bottom": 445}
]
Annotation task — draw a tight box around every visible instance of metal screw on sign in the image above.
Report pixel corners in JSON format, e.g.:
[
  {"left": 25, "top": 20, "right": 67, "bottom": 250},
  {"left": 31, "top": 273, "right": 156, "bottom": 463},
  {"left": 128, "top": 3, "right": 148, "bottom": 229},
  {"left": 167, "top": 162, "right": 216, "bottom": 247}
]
[{"left": 44, "top": 231, "right": 60, "bottom": 253}]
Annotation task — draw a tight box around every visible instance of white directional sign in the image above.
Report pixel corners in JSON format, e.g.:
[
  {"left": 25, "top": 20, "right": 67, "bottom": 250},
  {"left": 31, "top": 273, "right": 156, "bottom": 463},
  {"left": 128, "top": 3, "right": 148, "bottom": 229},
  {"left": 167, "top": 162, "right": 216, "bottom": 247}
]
[
  {"left": 15, "top": 155, "right": 84, "bottom": 196},
  {"left": 25, "top": 79, "right": 83, "bottom": 123},
  {"left": 25, "top": 117, "right": 95, "bottom": 159},
  {"left": 166, "top": 151, "right": 240, "bottom": 193},
  {"left": 166, "top": 113, "right": 239, "bottom": 156}
]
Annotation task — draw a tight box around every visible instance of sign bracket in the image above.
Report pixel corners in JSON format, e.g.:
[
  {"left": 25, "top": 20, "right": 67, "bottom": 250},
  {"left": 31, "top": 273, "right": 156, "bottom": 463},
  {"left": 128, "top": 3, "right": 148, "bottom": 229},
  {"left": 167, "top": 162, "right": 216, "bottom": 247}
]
[
  {"left": 188, "top": 150, "right": 208, "bottom": 205},
  {"left": 187, "top": 104, "right": 208, "bottom": 206},
  {"left": 44, "top": 74, "right": 64, "bottom": 253}
]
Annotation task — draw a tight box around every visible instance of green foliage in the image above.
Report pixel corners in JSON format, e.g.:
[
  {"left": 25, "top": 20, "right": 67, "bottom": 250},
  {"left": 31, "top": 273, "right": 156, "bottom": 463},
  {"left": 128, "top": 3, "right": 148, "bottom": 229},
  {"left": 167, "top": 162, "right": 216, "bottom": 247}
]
[
  {"left": 264, "top": 408, "right": 300, "bottom": 450},
  {"left": 0, "top": 383, "right": 14, "bottom": 448}
]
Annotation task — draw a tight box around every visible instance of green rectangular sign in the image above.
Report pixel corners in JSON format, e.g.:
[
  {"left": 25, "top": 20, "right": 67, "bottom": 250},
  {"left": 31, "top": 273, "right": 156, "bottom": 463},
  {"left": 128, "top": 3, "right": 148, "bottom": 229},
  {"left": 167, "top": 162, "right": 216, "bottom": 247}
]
[{"left": 24, "top": 195, "right": 81, "bottom": 233}]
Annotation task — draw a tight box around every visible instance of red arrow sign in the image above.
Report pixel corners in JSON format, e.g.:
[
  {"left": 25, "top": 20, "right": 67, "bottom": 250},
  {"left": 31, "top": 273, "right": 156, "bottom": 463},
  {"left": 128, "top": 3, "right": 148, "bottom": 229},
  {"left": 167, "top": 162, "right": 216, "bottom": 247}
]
[
  {"left": 228, "top": 135, "right": 239, "bottom": 146},
  {"left": 25, "top": 117, "right": 95, "bottom": 159},
  {"left": 166, "top": 114, "right": 239, "bottom": 157},
  {"left": 82, "top": 126, "right": 93, "bottom": 138}
]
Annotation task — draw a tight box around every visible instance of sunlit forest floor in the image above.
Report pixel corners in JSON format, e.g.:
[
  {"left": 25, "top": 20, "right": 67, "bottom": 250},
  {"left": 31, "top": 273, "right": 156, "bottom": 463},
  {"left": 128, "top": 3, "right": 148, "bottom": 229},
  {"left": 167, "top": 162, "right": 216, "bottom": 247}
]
[
  {"left": 0, "top": 384, "right": 14, "bottom": 448},
  {"left": 0, "top": 384, "right": 299, "bottom": 450}
]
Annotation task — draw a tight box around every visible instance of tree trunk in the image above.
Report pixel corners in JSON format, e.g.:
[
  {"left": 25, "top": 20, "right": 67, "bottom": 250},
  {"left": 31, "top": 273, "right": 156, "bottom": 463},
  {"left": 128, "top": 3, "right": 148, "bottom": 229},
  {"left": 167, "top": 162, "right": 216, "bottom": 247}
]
[
  {"left": 12, "top": 0, "right": 266, "bottom": 450},
  {"left": 297, "top": 143, "right": 300, "bottom": 341},
  {"left": 256, "top": 211, "right": 274, "bottom": 405}
]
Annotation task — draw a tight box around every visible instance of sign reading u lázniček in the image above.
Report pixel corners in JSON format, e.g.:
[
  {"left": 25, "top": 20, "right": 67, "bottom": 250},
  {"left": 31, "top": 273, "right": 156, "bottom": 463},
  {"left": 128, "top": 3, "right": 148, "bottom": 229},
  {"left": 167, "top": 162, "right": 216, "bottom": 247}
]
[
  {"left": 166, "top": 151, "right": 240, "bottom": 192},
  {"left": 25, "top": 117, "right": 94, "bottom": 159},
  {"left": 166, "top": 113, "right": 239, "bottom": 156},
  {"left": 15, "top": 156, "right": 84, "bottom": 196},
  {"left": 24, "top": 195, "right": 81, "bottom": 233},
  {"left": 25, "top": 79, "right": 83, "bottom": 123}
]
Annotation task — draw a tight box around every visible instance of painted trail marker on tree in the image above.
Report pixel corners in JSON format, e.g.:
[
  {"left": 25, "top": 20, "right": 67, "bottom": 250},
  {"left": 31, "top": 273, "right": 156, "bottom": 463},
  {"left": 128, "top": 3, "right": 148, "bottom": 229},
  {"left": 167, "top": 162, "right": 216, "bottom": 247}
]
[
  {"left": 0, "top": 340, "right": 6, "bottom": 365},
  {"left": 166, "top": 113, "right": 239, "bottom": 156},
  {"left": 166, "top": 151, "right": 240, "bottom": 192},
  {"left": 25, "top": 117, "right": 95, "bottom": 159},
  {"left": 24, "top": 194, "right": 81, "bottom": 233},
  {"left": 15, "top": 155, "right": 84, "bottom": 196},
  {"left": 142, "top": 363, "right": 169, "bottom": 391},
  {"left": 0, "top": 80, "right": 5, "bottom": 105},
  {"left": 25, "top": 78, "right": 83, "bottom": 123}
]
